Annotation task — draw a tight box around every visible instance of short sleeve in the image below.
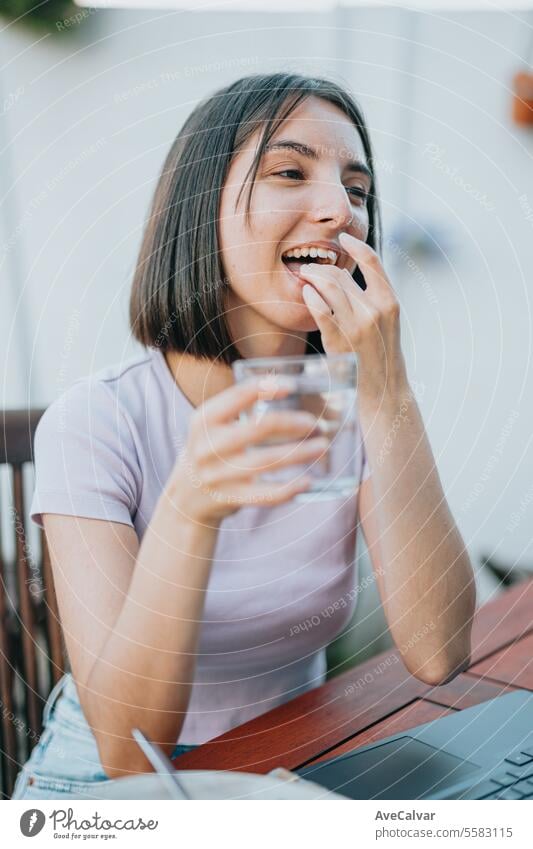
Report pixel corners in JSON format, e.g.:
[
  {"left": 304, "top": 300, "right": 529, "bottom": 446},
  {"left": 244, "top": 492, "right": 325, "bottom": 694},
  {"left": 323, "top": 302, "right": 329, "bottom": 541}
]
[{"left": 30, "top": 379, "right": 141, "bottom": 529}]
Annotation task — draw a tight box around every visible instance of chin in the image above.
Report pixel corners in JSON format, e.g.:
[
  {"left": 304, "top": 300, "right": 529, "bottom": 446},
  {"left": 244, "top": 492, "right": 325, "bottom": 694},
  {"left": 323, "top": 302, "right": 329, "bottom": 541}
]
[{"left": 272, "top": 303, "right": 319, "bottom": 334}]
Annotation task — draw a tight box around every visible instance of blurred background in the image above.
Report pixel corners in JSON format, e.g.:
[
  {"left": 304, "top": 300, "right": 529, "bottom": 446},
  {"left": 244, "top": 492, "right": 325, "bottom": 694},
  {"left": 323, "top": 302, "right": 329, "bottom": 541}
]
[{"left": 1, "top": 1, "right": 533, "bottom": 670}]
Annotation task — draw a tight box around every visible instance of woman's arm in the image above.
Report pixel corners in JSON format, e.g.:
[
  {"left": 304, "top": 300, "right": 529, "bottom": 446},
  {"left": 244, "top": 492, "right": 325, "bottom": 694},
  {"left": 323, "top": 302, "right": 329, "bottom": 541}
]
[
  {"left": 299, "top": 232, "right": 476, "bottom": 686},
  {"left": 45, "top": 378, "right": 324, "bottom": 779},
  {"left": 357, "top": 386, "right": 476, "bottom": 686},
  {"left": 44, "top": 506, "right": 217, "bottom": 779}
]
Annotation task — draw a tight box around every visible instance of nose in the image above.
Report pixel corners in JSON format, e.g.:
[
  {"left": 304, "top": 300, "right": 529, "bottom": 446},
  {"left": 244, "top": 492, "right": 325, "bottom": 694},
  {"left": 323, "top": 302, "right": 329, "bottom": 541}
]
[{"left": 309, "top": 179, "right": 354, "bottom": 229}]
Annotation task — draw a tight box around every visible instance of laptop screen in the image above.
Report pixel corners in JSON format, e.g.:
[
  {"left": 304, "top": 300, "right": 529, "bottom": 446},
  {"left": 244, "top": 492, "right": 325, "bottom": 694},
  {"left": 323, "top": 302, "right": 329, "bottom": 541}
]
[{"left": 299, "top": 736, "right": 480, "bottom": 799}]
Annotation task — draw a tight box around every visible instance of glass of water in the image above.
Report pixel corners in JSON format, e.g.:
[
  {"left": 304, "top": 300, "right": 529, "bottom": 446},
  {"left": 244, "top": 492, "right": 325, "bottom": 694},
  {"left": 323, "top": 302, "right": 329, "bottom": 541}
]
[{"left": 232, "top": 352, "right": 359, "bottom": 502}]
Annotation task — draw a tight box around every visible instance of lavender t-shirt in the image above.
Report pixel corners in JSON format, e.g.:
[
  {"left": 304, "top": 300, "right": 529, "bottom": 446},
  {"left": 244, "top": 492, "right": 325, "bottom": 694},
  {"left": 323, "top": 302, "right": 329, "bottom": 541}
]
[{"left": 31, "top": 347, "right": 370, "bottom": 745}]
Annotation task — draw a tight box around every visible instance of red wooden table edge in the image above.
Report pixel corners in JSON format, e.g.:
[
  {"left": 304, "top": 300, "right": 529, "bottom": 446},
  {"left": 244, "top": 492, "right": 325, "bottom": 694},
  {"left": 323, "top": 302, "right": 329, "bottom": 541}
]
[
  {"left": 305, "top": 667, "right": 531, "bottom": 768},
  {"left": 173, "top": 577, "right": 533, "bottom": 772},
  {"left": 305, "top": 699, "right": 458, "bottom": 766}
]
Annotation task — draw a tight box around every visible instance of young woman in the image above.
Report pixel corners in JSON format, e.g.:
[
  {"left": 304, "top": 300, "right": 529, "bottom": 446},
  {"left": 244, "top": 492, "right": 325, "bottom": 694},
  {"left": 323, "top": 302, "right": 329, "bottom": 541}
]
[{"left": 12, "top": 72, "right": 476, "bottom": 799}]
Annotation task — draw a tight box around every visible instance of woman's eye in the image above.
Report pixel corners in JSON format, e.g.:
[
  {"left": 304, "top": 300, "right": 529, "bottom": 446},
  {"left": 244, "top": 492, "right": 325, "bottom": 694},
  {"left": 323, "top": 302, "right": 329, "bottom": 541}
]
[
  {"left": 274, "top": 169, "right": 304, "bottom": 180},
  {"left": 346, "top": 187, "right": 369, "bottom": 205},
  {"left": 273, "top": 170, "right": 368, "bottom": 205}
]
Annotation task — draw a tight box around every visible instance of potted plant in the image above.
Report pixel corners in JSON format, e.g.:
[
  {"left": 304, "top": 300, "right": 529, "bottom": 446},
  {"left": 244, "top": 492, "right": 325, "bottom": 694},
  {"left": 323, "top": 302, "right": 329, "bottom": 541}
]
[{"left": 0, "top": 0, "right": 81, "bottom": 34}]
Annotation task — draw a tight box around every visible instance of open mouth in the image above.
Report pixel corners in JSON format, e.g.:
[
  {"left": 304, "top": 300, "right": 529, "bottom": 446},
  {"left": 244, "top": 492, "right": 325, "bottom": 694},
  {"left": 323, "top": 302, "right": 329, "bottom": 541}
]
[{"left": 281, "top": 245, "right": 340, "bottom": 280}]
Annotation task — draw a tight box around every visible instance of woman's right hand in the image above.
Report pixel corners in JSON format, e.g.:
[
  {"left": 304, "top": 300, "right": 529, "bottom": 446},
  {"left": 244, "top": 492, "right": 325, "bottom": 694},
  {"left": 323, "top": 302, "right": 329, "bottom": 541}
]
[{"left": 165, "top": 377, "right": 328, "bottom": 525}]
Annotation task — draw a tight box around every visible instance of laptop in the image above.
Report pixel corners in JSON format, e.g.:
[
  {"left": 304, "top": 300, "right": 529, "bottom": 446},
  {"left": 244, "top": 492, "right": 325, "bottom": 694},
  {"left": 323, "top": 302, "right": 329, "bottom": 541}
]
[{"left": 297, "top": 689, "right": 533, "bottom": 800}]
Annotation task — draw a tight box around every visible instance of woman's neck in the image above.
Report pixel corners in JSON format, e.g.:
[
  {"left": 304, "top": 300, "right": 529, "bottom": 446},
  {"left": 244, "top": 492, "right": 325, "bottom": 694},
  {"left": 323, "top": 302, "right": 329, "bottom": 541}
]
[
  {"left": 224, "top": 290, "right": 309, "bottom": 362},
  {"left": 164, "top": 351, "right": 234, "bottom": 409},
  {"left": 164, "top": 334, "right": 309, "bottom": 408},
  {"left": 233, "top": 332, "right": 308, "bottom": 361}
]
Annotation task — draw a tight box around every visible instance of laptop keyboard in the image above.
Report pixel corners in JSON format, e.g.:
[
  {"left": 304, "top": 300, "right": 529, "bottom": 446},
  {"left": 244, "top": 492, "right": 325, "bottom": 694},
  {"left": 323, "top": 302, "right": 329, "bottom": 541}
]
[{"left": 471, "top": 746, "right": 533, "bottom": 799}]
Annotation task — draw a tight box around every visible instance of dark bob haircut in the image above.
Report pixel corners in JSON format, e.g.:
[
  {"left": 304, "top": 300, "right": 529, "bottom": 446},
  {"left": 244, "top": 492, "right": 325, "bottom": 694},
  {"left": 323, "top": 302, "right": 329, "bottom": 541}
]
[{"left": 129, "top": 72, "right": 382, "bottom": 365}]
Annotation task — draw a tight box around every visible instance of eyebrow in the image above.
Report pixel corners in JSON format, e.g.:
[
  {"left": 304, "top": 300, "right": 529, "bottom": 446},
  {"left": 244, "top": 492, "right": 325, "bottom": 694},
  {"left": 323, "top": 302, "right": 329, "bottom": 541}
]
[{"left": 264, "top": 139, "right": 373, "bottom": 182}]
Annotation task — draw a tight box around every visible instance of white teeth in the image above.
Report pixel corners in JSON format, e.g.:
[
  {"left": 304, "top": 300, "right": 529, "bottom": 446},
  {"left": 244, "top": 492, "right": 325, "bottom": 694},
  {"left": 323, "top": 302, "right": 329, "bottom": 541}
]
[
  {"left": 282, "top": 246, "right": 339, "bottom": 265},
  {"left": 283, "top": 247, "right": 339, "bottom": 265}
]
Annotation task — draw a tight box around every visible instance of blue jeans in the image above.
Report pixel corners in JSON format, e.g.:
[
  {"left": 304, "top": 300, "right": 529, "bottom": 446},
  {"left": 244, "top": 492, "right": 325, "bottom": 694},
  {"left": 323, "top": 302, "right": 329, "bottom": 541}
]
[{"left": 11, "top": 672, "right": 197, "bottom": 800}]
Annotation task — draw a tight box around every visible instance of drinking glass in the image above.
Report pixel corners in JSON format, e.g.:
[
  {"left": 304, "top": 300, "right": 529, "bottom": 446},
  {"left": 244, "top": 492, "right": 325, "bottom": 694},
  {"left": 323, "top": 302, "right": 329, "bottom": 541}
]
[{"left": 232, "top": 353, "right": 359, "bottom": 502}]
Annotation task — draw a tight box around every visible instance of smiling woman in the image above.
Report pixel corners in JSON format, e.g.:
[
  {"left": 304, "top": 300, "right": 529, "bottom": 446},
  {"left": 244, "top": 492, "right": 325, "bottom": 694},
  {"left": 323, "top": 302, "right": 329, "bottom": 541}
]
[
  {"left": 217, "top": 98, "right": 377, "bottom": 356},
  {"left": 130, "top": 73, "right": 381, "bottom": 366},
  {"left": 12, "top": 72, "right": 475, "bottom": 800}
]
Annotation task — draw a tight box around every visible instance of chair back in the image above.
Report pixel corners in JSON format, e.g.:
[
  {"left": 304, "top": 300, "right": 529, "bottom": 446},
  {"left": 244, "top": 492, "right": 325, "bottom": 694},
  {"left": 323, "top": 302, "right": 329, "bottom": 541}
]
[{"left": 0, "top": 409, "right": 66, "bottom": 798}]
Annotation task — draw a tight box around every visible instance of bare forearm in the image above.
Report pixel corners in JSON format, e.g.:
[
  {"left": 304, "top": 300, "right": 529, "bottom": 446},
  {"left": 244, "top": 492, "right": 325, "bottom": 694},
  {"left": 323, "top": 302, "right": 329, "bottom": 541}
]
[
  {"left": 299, "top": 230, "right": 476, "bottom": 685},
  {"left": 360, "top": 383, "right": 476, "bottom": 684},
  {"left": 82, "top": 492, "right": 219, "bottom": 777}
]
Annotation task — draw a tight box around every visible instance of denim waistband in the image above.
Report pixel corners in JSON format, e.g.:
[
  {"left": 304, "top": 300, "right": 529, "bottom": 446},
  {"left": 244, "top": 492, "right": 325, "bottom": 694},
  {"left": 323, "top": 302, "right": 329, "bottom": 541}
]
[
  {"left": 42, "top": 672, "right": 196, "bottom": 750},
  {"left": 42, "top": 673, "right": 70, "bottom": 726}
]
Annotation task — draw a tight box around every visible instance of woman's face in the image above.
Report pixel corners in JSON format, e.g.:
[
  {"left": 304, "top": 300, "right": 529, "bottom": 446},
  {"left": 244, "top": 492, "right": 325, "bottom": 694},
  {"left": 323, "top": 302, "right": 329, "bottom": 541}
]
[{"left": 218, "top": 95, "right": 372, "bottom": 355}]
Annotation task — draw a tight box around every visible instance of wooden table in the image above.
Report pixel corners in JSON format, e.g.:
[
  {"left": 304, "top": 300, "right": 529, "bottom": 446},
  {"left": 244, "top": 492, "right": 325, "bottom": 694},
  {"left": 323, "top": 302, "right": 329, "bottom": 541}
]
[{"left": 172, "top": 578, "right": 533, "bottom": 775}]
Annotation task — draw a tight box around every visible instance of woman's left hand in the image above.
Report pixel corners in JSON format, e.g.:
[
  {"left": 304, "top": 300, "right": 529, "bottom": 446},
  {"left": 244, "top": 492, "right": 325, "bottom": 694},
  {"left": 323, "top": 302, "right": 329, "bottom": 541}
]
[{"left": 300, "top": 232, "right": 407, "bottom": 406}]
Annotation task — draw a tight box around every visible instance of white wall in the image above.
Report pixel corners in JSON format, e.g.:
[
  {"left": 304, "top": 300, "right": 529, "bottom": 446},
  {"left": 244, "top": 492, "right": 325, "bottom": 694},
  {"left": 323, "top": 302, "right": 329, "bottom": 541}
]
[
  {"left": 1, "top": 6, "right": 533, "bottom": 578},
  {"left": 394, "top": 12, "right": 533, "bottom": 575}
]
